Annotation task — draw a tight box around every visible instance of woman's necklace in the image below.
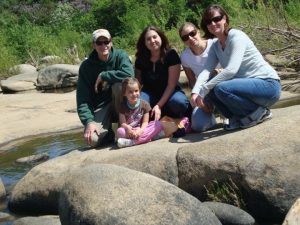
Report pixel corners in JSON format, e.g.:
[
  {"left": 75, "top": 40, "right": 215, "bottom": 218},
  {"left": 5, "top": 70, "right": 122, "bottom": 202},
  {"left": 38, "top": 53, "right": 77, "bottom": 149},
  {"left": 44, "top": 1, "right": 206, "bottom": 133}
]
[{"left": 127, "top": 99, "right": 141, "bottom": 110}]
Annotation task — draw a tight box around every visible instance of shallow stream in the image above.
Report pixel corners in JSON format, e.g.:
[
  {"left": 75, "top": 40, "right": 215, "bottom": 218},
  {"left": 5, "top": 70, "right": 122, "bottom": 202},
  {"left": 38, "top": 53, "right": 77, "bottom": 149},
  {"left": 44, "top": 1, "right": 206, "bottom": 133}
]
[{"left": 0, "top": 132, "right": 86, "bottom": 224}]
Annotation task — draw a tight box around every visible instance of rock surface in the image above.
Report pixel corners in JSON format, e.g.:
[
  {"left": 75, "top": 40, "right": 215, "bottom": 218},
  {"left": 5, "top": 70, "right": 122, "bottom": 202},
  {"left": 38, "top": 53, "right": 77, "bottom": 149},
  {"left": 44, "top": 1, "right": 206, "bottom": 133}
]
[
  {"left": 177, "top": 105, "right": 300, "bottom": 221},
  {"left": 0, "top": 91, "right": 82, "bottom": 147},
  {"left": 8, "top": 64, "right": 37, "bottom": 75},
  {"left": 16, "top": 153, "right": 49, "bottom": 164},
  {"left": 202, "top": 202, "right": 255, "bottom": 225},
  {"left": 36, "top": 64, "right": 79, "bottom": 90},
  {"left": 8, "top": 105, "right": 300, "bottom": 222},
  {"left": 0, "top": 80, "right": 36, "bottom": 92},
  {"left": 282, "top": 197, "right": 300, "bottom": 225},
  {"left": 0, "top": 178, "right": 5, "bottom": 200},
  {"left": 13, "top": 215, "right": 61, "bottom": 225},
  {"left": 59, "top": 164, "right": 221, "bottom": 225}
]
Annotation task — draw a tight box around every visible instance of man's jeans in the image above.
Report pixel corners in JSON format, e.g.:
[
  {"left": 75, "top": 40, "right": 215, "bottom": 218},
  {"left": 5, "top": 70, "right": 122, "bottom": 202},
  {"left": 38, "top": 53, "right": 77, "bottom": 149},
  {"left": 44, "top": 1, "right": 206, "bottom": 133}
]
[
  {"left": 206, "top": 78, "right": 281, "bottom": 119},
  {"left": 141, "top": 89, "right": 190, "bottom": 119}
]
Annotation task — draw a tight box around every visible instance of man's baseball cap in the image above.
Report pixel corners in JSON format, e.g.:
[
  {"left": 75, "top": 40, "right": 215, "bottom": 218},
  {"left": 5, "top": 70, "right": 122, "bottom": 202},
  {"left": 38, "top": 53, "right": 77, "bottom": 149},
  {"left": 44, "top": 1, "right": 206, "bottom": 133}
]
[{"left": 92, "top": 29, "right": 111, "bottom": 42}]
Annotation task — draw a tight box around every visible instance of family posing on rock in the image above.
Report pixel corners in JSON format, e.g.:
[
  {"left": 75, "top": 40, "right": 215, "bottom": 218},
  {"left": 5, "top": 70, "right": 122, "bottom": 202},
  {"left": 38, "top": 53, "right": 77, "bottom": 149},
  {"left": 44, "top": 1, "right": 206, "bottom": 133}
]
[{"left": 76, "top": 4, "right": 281, "bottom": 149}]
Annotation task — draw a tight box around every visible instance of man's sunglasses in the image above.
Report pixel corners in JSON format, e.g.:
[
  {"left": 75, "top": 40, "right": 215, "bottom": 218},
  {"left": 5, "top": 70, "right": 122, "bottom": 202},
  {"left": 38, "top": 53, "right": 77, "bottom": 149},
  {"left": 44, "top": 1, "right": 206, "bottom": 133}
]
[
  {"left": 95, "top": 40, "right": 111, "bottom": 46},
  {"left": 205, "top": 15, "right": 224, "bottom": 25},
  {"left": 181, "top": 30, "right": 197, "bottom": 42}
]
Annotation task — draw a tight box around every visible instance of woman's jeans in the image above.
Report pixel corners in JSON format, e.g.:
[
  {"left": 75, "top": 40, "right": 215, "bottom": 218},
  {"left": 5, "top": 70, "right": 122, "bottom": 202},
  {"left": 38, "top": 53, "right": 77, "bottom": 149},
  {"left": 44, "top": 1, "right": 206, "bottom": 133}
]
[
  {"left": 206, "top": 78, "right": 281, "bottom": 119},
  {"left": 141, "top": 89, "right": 190, "bottom": 119}
]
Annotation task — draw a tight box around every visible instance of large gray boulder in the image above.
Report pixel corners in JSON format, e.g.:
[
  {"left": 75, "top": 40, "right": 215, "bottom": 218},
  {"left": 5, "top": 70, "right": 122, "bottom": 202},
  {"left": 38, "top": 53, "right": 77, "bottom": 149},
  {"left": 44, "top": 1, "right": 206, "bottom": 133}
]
[
  {"left": 177, "top": 105, "right": 300, "bottom": 221},
  {"left": 282, "top": 197, "right": 300, "bottom": 225},
  {"left": 8, "top": 64, "right": 37, "bottom": 75},
  {"left": 13, "top": 215, "right": 60, "bottom": 225},
  {"left": 36, "top": 64, "right": 79, "bottom": 90},
  {"left": 0, "top": 177, "right": 5, "bottom": 200},
  {"left": 9, "top": 141, "right": 180, "bottom": 214},
  {"left": 203, "top": 202, "right": 255, "bottom": 225},
  {"left": 8, "top": 106, "right": 300, "bottom": 223},
  {"left": 59, "top": 164, "right": 221, "bottom": 225}
]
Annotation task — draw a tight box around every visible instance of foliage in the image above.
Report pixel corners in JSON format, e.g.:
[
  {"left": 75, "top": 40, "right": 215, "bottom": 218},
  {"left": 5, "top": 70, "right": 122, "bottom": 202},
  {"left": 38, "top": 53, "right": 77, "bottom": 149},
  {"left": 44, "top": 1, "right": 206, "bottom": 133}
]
[
  {"left": 0, "top": 0, "right": 299, "bottom": 78},
  {"left": 204, "top": 177, "right": 246, "bottom": 209}
]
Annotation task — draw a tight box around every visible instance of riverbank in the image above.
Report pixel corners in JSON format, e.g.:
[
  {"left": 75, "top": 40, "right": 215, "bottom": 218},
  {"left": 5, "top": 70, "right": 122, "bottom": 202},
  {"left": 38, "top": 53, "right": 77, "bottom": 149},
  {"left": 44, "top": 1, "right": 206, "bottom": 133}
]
[
  {"left": 0, "top": 90, "right": 82, "bottom": 150},
  {"left": 0, "top": 89, "right": 299, "bottom": 151}
]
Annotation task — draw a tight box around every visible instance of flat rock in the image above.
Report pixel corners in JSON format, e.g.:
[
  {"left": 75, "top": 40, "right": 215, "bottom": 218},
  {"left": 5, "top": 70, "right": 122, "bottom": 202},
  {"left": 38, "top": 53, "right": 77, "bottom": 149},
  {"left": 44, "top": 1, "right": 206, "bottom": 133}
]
[
  {"left": 0, "top": 80, "right": 36, "bottom": 92},
  {"left": 16, "top": 153, "right": 49, "bottom": 164},
  {"left": 0, "top": 91, "right": 82, "bottom": 147},
  {"left": 13, "top": 215, "right": 60, "bottom": 225}
]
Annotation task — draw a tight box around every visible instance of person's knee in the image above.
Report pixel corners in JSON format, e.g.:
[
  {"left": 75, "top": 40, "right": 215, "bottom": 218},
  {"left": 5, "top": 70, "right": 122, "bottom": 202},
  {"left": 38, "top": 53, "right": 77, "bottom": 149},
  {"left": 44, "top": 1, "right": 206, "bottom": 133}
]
[
  {"left": 116, "top": 127, "right": 126, "bottom": 138},
  {"left": 89, "top": 129, "right": 110, "bottom": 147},
  {"left": 191, "top": 108, "right": 216, "bottom": 132},
  {"left": 166, "top": 98, "right": 189, "bottom": 118}
]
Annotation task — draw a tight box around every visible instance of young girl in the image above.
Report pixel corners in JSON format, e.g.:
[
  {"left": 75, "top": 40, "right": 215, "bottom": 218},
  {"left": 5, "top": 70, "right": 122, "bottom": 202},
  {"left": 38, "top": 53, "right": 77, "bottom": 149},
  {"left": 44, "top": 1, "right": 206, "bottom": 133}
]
[{"left": 116, "top": 77, "right": 164, "bottom": 148}]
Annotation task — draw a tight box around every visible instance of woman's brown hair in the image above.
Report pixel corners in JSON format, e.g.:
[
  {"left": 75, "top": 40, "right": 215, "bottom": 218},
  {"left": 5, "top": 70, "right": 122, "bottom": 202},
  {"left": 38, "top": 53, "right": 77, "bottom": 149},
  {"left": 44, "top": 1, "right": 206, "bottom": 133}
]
[{"left": 200, "top": 5, "right": 231, "bottom": 39}]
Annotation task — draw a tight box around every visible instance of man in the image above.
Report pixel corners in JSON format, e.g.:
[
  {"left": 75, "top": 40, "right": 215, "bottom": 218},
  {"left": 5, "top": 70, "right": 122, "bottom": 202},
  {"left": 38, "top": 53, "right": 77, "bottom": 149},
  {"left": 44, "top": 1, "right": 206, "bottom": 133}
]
[{"left": 77, "top": 29, "right": 134, "bottom": 147}]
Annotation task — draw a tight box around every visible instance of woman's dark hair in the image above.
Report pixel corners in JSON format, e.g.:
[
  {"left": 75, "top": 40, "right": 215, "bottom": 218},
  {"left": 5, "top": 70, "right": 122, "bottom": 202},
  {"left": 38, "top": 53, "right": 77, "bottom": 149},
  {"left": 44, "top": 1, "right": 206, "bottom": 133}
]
[
  {"left": 135, "top": 26, "right": 170, "bottom": 63},
  {"left": 200, "top": 5, "right": 231, "bottom": 39}
]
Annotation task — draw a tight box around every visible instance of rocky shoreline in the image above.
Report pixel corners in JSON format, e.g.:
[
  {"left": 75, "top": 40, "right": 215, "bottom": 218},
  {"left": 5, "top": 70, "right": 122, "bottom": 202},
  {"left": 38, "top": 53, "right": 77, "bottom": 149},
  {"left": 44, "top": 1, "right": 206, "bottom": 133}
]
[{"left": 0, "top": 60, "right": 300, "bottom": 224}]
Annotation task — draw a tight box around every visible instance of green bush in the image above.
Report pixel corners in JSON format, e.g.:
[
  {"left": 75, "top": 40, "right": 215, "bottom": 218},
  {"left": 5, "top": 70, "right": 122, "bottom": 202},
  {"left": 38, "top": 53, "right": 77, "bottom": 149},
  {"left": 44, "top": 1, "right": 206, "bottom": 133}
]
[{"left": 0, "top": 0, "right": 299, "bottom": 76}]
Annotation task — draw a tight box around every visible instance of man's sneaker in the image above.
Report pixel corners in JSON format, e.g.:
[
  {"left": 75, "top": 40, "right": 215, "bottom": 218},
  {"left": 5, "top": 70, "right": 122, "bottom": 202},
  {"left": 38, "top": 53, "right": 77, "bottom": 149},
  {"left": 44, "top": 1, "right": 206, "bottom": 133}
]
[
  {"left": 117, "top": 138, "right": 135, "bottom": 148},
  {"left": 240, "top": 108, "right": 272, "bottom": 129},
  {"left": 224, "top": 117, "right": 241, "bottom": 131}
]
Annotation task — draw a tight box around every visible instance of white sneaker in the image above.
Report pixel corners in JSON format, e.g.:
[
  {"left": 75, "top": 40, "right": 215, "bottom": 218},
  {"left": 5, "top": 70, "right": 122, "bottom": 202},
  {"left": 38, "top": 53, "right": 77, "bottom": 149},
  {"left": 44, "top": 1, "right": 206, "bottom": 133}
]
[{"left": 117, "top": 138, "right": 135, "bottom": 148}]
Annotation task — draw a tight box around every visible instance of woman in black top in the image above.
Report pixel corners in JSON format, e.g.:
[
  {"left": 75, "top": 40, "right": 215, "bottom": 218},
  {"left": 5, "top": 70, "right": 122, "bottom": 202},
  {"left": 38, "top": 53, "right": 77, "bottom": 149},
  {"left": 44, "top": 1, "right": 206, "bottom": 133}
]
[{"left": 135, "top": 26, "right": 190, "bottom": 121}]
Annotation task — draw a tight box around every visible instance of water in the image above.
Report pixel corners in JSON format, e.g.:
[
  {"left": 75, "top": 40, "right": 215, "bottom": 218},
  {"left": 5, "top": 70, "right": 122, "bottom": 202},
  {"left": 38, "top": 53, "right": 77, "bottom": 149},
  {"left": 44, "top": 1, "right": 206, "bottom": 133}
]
[{"left": 0, "top": 132, "right": 87, "bottom": 224}]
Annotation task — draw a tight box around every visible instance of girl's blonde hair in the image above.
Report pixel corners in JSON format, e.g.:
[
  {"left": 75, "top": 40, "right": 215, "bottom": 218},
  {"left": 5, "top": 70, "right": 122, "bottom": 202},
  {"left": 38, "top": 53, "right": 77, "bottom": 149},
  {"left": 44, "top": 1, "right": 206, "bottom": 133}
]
[{"left": 121, "top": 77, "right": 141, "bottom": 96}]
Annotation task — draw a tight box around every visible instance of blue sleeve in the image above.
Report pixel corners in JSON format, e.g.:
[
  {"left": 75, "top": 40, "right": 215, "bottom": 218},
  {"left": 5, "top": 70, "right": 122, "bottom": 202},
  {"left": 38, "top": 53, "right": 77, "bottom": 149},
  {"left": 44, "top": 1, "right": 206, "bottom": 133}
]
[{"left": 195, "top": 31, "right": 247, "bottom": 97}]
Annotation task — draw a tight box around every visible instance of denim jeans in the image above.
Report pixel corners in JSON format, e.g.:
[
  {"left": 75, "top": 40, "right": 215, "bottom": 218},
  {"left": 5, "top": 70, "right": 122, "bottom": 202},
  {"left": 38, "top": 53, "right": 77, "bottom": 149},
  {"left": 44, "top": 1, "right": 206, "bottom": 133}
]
[
  {"left": 141, "top": 89, "right": 190, "bottom": 118},
  {"left": 206, "top": 78, "right": 281, "bottom": 119},
  {"left": 191, "top": 107, "right": 216, "bottom": 132}
]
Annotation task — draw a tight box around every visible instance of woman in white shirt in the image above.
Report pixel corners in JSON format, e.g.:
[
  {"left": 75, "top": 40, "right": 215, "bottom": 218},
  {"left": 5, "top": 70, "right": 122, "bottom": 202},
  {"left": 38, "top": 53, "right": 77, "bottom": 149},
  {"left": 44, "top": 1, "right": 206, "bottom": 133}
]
[
  {"left": 191, "top": 5, "right": 281, "bottom": 130},
  {"left": 179, "top": 22, "right": 217, "bottom": 132}
]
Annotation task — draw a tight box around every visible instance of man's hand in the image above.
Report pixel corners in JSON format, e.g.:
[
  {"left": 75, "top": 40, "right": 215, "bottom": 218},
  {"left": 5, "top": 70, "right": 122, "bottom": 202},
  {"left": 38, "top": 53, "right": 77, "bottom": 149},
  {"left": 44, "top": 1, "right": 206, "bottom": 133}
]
[
  {"left": 95, "top": 75, "right": 104, "bottom": 93},
  {"left": 84, "top": 122, "right": 100, "bottom": 145}
]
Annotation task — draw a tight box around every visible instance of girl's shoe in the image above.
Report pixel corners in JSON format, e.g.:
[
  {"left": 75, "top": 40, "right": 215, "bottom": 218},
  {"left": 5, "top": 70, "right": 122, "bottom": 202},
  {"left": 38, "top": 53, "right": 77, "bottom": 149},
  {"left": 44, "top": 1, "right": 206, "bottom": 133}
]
[{"left": 117, "top": 138, "right": 135, "bottom": 148}]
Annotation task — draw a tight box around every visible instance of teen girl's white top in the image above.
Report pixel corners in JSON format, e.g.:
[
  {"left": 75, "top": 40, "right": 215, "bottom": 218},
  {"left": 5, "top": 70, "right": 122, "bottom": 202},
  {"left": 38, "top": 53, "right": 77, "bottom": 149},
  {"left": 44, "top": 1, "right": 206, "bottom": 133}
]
[
  {"left": 180, "top": 39, "right": 214, "bottom": 79},
  {"left": 192, "top": 29, "right": 280, "bottom": 98}
]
